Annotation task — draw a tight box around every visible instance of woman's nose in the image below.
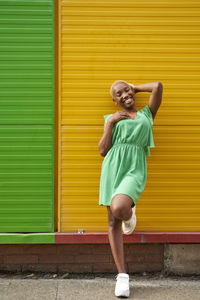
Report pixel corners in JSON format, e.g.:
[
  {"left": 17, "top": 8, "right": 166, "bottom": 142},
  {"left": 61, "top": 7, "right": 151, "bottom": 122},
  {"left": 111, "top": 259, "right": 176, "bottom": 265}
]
[{"left": 122, "top": 94, "right": 129, "bottom": 100}]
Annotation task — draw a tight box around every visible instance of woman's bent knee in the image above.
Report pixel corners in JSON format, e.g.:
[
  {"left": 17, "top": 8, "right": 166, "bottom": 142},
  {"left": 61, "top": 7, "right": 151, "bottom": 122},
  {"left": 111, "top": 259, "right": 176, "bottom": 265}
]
[
  {"left": 110, "top": 194, "right": 133, "bottom": 220},
  {"left": 111, "top": 206, "right": 120, "bottom": 219},
  {"left": 110, "top": 204, "right": 129, "bottom": 220}
]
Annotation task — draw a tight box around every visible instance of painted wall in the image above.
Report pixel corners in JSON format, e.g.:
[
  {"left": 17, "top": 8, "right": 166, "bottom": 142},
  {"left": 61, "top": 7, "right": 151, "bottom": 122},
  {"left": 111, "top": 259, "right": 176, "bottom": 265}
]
[
  {"left": 0, "top": 0, "right": 199, "bottom": 234},
  {"left": 0, "top": 0, "right": 55, "bottom": 232},
  {"left": 58, "top": 0, "right": 200, "bottom": 232}
]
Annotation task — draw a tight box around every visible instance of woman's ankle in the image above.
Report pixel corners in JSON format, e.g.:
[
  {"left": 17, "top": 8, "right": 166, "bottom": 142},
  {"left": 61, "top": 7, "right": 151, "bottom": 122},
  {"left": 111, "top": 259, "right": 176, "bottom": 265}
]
[{"left": 118, "top": 269, "right": 127, "bottom": 274}]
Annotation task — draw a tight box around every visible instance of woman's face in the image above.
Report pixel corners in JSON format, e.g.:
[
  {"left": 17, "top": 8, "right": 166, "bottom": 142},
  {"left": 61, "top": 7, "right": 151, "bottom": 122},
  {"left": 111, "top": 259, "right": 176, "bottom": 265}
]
[{"left": 113, "top": 83, "right": 135, "bottom": 108}]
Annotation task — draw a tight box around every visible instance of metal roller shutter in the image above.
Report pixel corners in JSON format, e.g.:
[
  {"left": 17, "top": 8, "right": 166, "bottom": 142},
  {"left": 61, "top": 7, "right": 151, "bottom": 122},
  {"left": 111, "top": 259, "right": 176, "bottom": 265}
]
[
  {"left": 0, "top": 0, "right": 55, "bottom": 232},
  {"left": 58, "top": 0, "right": 200, "bottom": 232}
]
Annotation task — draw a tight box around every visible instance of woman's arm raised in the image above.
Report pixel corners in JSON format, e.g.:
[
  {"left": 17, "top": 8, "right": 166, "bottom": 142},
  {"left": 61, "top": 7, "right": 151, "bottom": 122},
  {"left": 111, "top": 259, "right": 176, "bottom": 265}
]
[
  {"left": 133, "top": 81, "right": 161, "bottom": 93},
  {"left": 133, "top": 81, "right": 163, "bottom": 120}
]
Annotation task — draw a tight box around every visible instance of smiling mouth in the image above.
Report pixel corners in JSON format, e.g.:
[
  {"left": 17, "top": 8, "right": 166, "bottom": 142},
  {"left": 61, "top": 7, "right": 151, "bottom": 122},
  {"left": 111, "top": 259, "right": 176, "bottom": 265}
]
[{"left": 124, "top": 96, "right": 134, "bottom": 104}]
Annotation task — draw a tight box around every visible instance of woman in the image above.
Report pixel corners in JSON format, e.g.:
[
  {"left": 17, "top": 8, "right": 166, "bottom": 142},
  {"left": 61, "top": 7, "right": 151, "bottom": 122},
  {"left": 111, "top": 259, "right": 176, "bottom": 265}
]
[{"left": 98, "top": 80, "right": 163, "bottom": 298}]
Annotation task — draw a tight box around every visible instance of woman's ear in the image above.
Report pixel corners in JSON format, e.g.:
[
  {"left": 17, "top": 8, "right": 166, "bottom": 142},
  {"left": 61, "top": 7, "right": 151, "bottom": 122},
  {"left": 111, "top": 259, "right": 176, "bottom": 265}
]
[{"left": 112, "top": 98, "right": 117, "bottom": 105}]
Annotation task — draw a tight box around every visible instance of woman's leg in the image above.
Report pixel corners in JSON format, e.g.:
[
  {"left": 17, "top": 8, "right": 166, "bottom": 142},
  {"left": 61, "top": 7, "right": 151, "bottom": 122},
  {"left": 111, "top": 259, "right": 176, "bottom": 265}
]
[
  {"left": 107, "top": 206, "right": 126, "bottom": 273},
  {"left": 107, "top": 193, "right": 134, "bottom": 273}
]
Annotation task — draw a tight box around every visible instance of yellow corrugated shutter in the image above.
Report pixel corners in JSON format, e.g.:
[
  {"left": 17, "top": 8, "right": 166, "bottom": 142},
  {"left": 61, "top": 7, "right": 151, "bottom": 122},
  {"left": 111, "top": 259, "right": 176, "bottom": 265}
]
[{"left": 58, "top": 0, "right": 200, "bottom": 232}]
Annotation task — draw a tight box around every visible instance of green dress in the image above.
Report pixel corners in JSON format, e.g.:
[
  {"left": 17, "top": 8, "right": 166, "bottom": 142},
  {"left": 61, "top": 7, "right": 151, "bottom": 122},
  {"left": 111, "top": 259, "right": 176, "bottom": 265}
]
[{"left": 99, "top": 105, "right": 155, "bottom": 208}]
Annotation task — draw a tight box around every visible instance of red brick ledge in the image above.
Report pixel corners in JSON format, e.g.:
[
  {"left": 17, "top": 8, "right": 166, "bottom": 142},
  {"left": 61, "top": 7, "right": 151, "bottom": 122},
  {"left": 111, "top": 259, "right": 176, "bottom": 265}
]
[{"left": 55, "top": 232, "right": 200, "bottom": 244}]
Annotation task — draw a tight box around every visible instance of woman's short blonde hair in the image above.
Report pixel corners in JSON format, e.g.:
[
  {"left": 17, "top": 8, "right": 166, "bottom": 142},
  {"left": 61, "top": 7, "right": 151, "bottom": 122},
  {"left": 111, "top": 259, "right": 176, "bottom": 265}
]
[{"left": 110, "top": 80, "right": 130, "bottom": 99}]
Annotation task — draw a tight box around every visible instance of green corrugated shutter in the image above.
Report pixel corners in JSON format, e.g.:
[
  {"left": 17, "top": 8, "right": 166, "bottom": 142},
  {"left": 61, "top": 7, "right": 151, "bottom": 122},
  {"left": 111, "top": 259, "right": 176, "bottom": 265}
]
[{"left": 0, "top": 0, "right": 55, "bottom": 232}]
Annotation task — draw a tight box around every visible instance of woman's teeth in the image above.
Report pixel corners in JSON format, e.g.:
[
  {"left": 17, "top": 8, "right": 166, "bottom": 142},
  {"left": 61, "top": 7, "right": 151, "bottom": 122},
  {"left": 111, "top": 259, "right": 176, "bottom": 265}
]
[{"left": 125, "top": 98, "right": 132, "bottom": 104}]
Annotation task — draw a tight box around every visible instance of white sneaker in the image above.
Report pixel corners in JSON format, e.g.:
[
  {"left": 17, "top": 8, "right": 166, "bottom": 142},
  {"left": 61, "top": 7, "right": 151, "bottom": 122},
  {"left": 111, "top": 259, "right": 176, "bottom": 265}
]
[
  {"left": 115, "top": 273, "right": 130, "bottom": 298},
  {"left": 122, "top": 206, "right": 137, "bottom": 235}
]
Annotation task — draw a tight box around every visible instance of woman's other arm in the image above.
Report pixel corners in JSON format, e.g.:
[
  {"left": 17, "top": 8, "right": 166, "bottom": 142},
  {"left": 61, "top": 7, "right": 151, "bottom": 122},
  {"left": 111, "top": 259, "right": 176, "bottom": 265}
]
[
  {"left": 133, "top": 81, "right": 163, "bottom": 121},
  {"left": 134, "top": 81, "right": 160, "bottom": 93}
]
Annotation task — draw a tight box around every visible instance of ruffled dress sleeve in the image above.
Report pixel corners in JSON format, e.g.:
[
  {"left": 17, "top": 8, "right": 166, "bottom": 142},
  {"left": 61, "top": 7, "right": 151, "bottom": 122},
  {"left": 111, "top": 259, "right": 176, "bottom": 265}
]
[
  {"left": 103, "top": 114, "right": 113, "bottom": 123},
  {"left": 141, "top": 105, "right": 155, "bottom": 157}
]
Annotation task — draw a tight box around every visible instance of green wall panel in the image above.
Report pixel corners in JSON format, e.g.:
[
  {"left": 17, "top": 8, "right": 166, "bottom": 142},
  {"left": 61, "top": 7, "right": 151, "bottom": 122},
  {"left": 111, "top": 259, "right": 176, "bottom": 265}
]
[
  {"left": 0, "top": 0, "right": 55, "bottom": 232},
  {"left": 0, "top": 233, "right": 55, "bottom": 244}
]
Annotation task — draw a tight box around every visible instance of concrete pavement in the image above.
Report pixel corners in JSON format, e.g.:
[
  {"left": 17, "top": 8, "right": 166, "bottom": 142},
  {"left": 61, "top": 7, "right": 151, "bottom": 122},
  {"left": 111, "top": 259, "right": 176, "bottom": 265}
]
[{"left": 0, "top": 273, "right": 200, "bottom": 300}]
